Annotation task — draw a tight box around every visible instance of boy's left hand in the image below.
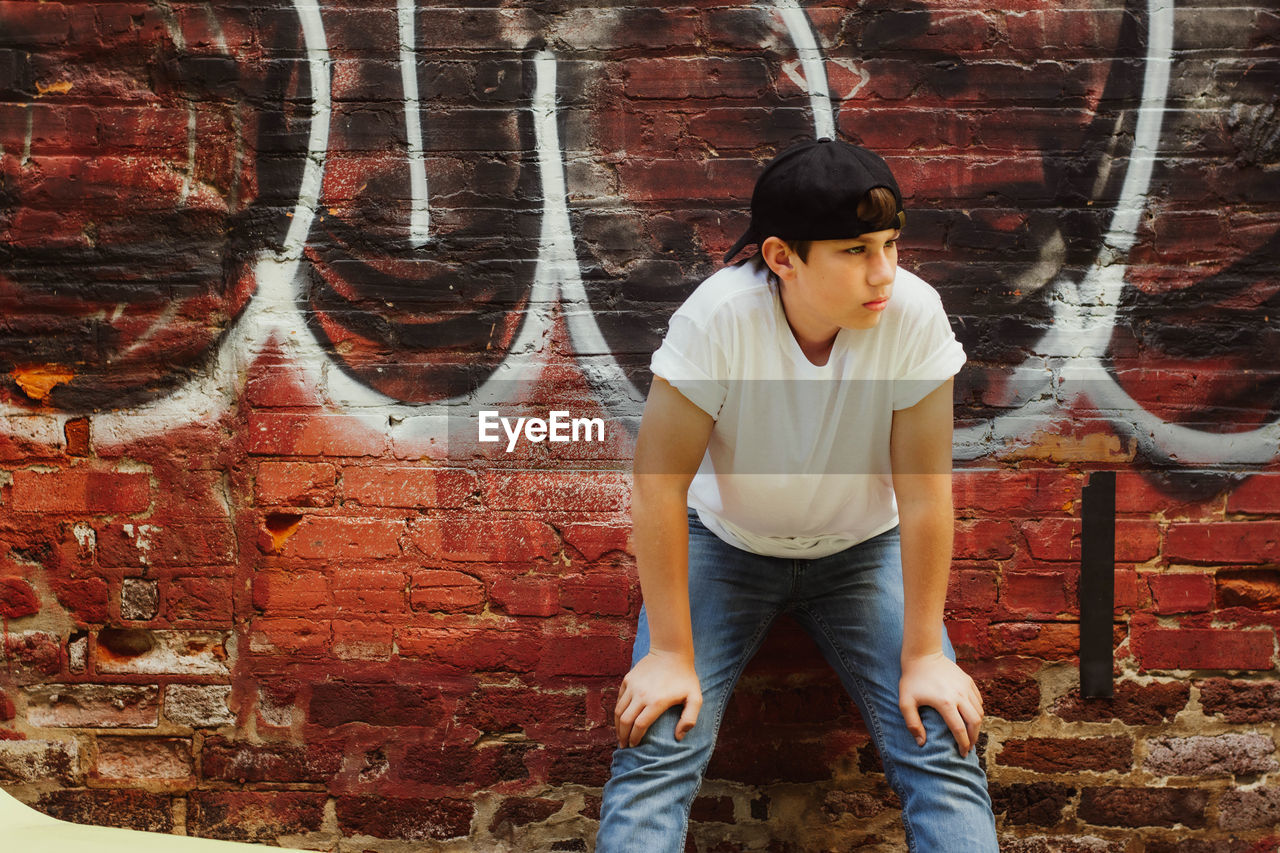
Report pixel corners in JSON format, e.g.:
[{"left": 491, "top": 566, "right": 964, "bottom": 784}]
[{"left": 898, "top": 652, "right": 984, "bottom": 758}]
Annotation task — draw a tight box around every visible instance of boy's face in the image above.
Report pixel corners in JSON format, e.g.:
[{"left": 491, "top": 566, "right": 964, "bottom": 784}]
[{"left": 775, "top": 229, "right": 900, "bottom": 332}]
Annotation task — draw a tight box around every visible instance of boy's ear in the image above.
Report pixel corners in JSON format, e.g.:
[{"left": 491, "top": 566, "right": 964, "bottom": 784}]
[{"left": 760, "top": 236, "right": 796, "bottom": 281}]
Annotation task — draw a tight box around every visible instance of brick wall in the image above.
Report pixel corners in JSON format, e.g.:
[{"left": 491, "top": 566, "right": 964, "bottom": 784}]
[{"left": 1, "top": 1, "right": 1278, "bottom": 850}]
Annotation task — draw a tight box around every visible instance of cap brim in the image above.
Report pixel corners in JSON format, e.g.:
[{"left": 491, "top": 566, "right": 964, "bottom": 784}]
[{"left": 722, "top": 228, "right": 757, "bottom": 264}]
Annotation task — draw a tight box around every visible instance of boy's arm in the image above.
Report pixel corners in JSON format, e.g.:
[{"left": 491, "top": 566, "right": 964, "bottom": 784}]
[
  {"left": 890, "top": 378, "right": 984, "bottom": 757},
  {"left": 615, "top": 376, "right": 715, "bottom": 748}
]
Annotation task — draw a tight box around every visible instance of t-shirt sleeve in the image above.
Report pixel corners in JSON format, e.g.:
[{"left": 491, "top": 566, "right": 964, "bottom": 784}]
[
  {"left": 891, "top": 291, "right": 967, "bottom": 411},
  {"left": 649, "top": 312, "right": 730, "bottom": 418}
]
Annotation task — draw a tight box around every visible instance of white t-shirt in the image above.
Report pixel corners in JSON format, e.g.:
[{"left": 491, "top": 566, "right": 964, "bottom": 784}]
[{"left": 650, "top": 261, "right": 966, "bottom": 558}]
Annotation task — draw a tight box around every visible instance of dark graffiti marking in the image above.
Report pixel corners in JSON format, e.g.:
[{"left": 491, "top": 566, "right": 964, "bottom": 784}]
[{"left": 0, "top": 0, "right": 1276, "bottom": 466}]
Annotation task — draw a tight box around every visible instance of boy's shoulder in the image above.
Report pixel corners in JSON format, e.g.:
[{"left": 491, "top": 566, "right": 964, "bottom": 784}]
[{"left": 672, "top": 261, "right": 772, "bottom": 327}]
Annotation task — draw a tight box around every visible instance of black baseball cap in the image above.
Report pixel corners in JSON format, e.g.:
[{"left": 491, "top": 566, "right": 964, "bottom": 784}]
[{"left": 723, "top": 138, "right": 905, "bottom": 263}]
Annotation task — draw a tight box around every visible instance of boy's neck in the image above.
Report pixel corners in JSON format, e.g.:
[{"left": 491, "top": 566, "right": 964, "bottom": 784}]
[{"left": 779, "top": 286, "right": 839, "bottom": 366}]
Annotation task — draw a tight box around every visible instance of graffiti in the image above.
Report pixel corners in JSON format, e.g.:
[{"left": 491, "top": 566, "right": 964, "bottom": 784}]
[{"left": 1, "top": 0, "right": 1277, "bottom": 466}]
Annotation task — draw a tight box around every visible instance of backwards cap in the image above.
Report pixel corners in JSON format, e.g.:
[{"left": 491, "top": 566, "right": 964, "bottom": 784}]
[{"left": 723, "top": 138, "right": 905, "bottom": 263}]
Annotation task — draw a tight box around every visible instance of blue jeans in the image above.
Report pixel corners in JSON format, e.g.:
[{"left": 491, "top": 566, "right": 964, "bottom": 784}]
[{"left": 596, "top": 512, "right": 998, "bottom": 852}]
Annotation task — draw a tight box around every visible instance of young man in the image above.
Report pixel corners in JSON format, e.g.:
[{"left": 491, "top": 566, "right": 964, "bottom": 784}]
[{"left": 595, "top": 139, "right": 998, "bottom": 851}]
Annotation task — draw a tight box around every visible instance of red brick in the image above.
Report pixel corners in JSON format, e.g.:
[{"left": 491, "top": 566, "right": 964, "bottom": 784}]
[
  {"left": 308, "top": 681, "right": 446, "bottom": 728},
  {"left": 562, "top": 575, "right": 631, "bottom": 616},
  {"left": 255, "top": 462, "right": 336, "bottom": 507},
  {"left": 1078, "top": 786, "right": 1208, "bottom": 828},
  {"left": 189, "top": 791, "right": 326, "bottom": 843},
  {"left": 332, "top": 569, "right": 406, "bottom": 613},
  {"left": 1149, "top": 573, "right": 1215, "bottom": 614},
  {"left": 622, "top": 58, "right": 769, "bottom": 100},
  {"left": 954, "top": 519, "right": 1019, "bottom": 560},
  {"left": 332, "top": 621, "right": 393, "bottom": 660},
  {"left": 1216, "top": 569, "right": 1280, "bottom": 609},
  {"left": 952, "top": 468, "right": 1080, "bottom": 515},
  {"left": 165, "top": 576, "right": 233, "bottom": 623},
  {"left": 245, "top": 361, "right": 319, "bottom": 408},
  {"left": 252, "top": 571, "right": 331, "bottom": 613},
  {"left": 410, "top": 570, "right": 486, "bottom": 613},
  {"left": 410, "top": 516, "right": 559, "bottom": 562},
  {"left": 342, "top": 466, "right": 476, "bottom": 508},
  {"left": 990, "top": 781, "right": 1075, "bottom": 826},
  {"left": 0, "top": 577, "right": 39, "bottom": 618},
  {"left": 35, "top": 789, "right": 172, "bottom": 834},
  {"left": 491, "top": 575, "right": 559, "bottom": 617},
  {"left": 1228, "top": 474, "right": 1280, "bottom": 515},
  {"left": 200, "top": 737, "right": 341, "bottom": 784},
  {"left": 396, "top": 624, "right": 542, "bottom": 673},
  {"left": 561, "top": 522, "right": 632, "bottom": 561},
  {"left": 1116, "top": 519, "right": 1161, "bottom": 562},
  {"left": 247, "top": 617, "right": 330, "bottom": 656},
  {"left": 1131, "top": 617, "right": 1274, "bottom": 671},
  {"left": 989, "top": 622, "right": 1080, "bottom": 660},
  {"left": 52, "top": 577, "right": 109, "bottom": 623},
  {"left": 1115, "top": 472, "right": 1224, "bottom": 520},
  {"left": 336, "top": 795, "right": 472, "bottom": 841},
  {"left": 96, "top": 522, "right": 235, "bottom": 568},
  {"left": 482, "top": 471, "right": 629, "bottom": 512},
  {"left": 245, "top": 412, "right": 386, "bottom": 457},
  {"left": 998, "top": 736, "right": 1133, "bottom": 773},
  {"left": 1021, "top": 517, "right": 1081, "bottom": 562},
  {"left": 64, "top": 418, "right": 90, "bottom": 456},
  {"left": 283, "top": 517, "right": 404, "bottom": 560},
  {"left": 11, "top": 470, "right": 150, "bottom": 514},
  {"left": 538, "top": 633, "right": 631, "bottom": 678},
  {"left": 1166, "top": 522, "right": 1280, "bottom": 565},
  {"left": 1054, "top": 680, "right": 1189, "bottom": 725},
  {"left": 1001, "top": 571, "right": 1072, "bottom": 618},
  {"left": 1196, "top": 678, "right": 1280, "bottom": 723}
]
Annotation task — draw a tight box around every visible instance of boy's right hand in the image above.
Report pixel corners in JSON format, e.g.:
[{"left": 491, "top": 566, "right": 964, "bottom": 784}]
[{"left": 614, "top": 648, "right": 703, "bottom": 748}]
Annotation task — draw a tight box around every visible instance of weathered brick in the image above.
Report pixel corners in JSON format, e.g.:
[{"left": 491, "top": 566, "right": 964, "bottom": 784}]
[
  {"left": 332, "top": 619, "right": 394, "bottom": 660},
  {"left": 1131, "top": 619, "right": 1274, "bottom": 671},
  {"left": 166, "top": 576, "right": 233, "bottom": 623},
  {"left": 1227, "top": 474, "right": 1280, "bottom": 514},
  {"left": 954, "top": 519, "right": 1020, "bottom": 560},
  {"left": 255, "top": 461, "right": 337, "bottom": 507},
  {"left": 410, "top": 516, "right": 560, "bottom": 562},
  {"left": 336, "top": 795, "right": 473, "bottom": 840},
  {"left": 2, "top": 631, "right": 62, "bottom": 678},
  {"left": 1000, "top": 836, "right": 1124, "bottom": 853},
  {"left": 120, "top": 577, "right": 158, "bottom": 620},
  {"left": 0, "top": 576, "right": 40, "bottom": 618},
  {"left": 482, "top": 471, "right": 629, "bottom": 512},
  {"left": 1218, "top": 786, "right": 1280, "bottom": 831},
  {"left": 395, "top": 624, "right": 542, "bottom": 673},
  {"left": 245, "top": 412, "right": 387, "bottom": 457},
  {"left": 1149, "top": 573, "right": 1215, "bottom": 614},
  {"left": 164, "top": 684, "right": 234, "bottom": 728},
  {"left": 1216, "top": 569, "right": 1280, "bottom": 610},
  {"left": 202, "top": 737, "right": 339, "bottom": 785},
  {"left": 11, "top": 470, "right": 150, "bottom": 514},
  {"left": 26, "top": 684, "right": 160, "bottom": 728},
  {"left": 991, "top": 782, "right": 1075, "bottom": 826},
  {"left": 188, "top": 791, "right": 327, "bottom": 843},
  {"left": 1001, "top": 570, "right": 1072, "bottom": 618},
  {"left": 96, "top": 629, "right": 230, "bottom": 676},
  {"left": 1197, "top": 678, "right": 1280, "bottom": 723},
  {"left": 308, "top": 681, "right": 447, "bottom": 728},
  {"left": 52, "top": 577, "right": 109, "bottom": 623},
  {"left": 410, "top": 569, "right": 486, "bottom": 612},
  {"left": 562, "top": 574, "right": 631, "bottom": 616},
  {"left": 560, "top": 522, "right": 631, "bottom": 561},
  {"left": 97, "top": 522, "right": 235, "bottom": 568},
  {"left": 252, "top": 570, "right": 330, "bottom": 613},
  {"left": 1165, "top": 522, "right": 1280, "bottom": 565},
  {"left": 1078, "top": 787, "right": 1208, "bottom": 828},
  {"left": 491, "top": 575, "right": 560, "bottom": 617},
  {"left": 92, "top": 737, "right": 192, "bottom": 785},
  {"left": 978, "top": 674, "right": 1041, "bottom": 721},
  {"left": 283, "top": 516, "right": 404, "bottom": 560},
  {"left": 1144, "top": 734, "right": 1278, "bottom": 777},
  {"left": 247, "top": 617, "right": 331, "bottom": 656},
  {"left": 34, "top": 789, "right": 172, "bottom": 833},
  {"left": 1054, "top": 680, "right": 1189, "bottom": 725},
  {"left": 538, "top": 632, "right": 631, "bottom": 678},
  {"left": 342, "top": 466, "right": 475, "bottom": 508},
  {"left": 489, "top": 796, "right": 560, "bottom": 833},
  {"left": 0, "top": 739, "right": 79, "bottom": 784},
  {"left": 998, "top": 737, "right": 1132, "bottom": 773},
  {"left": 952, "top": 469, "right": 1080, "bottom": 514}
]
